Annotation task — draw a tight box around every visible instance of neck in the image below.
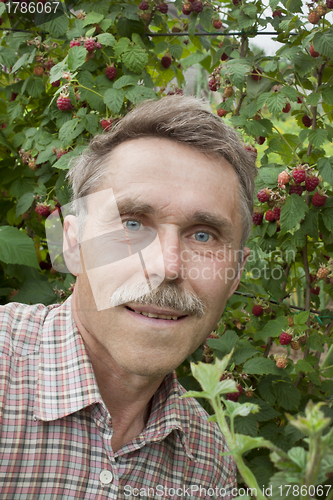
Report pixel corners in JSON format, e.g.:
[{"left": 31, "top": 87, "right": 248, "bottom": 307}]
[{"left": 71, "top": 289, "right": 165, "bottom": 452}]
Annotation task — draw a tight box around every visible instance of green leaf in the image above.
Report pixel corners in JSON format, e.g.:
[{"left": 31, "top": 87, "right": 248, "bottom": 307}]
[
  {"left": 0, "top": 2, "right": 5, "bottom": 15},
  {"left": 222, "top": 59, "right": 252, "bottom": 90},
  {"left": 104, "top": 88, "right": 124, "bottom": 114},
  {"left": 293, "top": 310, "right": 310, "bottom": 325},
  {"left": 16, "top": 192, "right": 35, "bottom": 217},
  {"left": 10, "top": 278, "right": 57, "bottom": 305},
  {"left": 321, "top": 209, "right": 333, "bottom": 232},
  {"left": 232, "top": 345, "right": 260, "bottom": 365},
  {"left": 317, "top": 157, "right": 333, "bottom": 185},
  {"left": 224, "top": 400, "right": 260, "bottom": 419},
  {"left": 207, "top": 330, "right": 238, "bottom": 354},
  {"left": 300, "top": 210, "right": 318, "bottom": 239},
  {"left": 0, "top": 47, "right": 17, "bottom": 68},
  {"left": 234, "top": 413, "right": 258, "bottom": 437},
  {"left": 181, "top": 52, "right": 207, "bottom": 70},
  {"left": 42, "top": 15, "right": 69, "bottom": 38},
  {"left": 82, "top": 12, "right": 104, "bottom": 27},
  {"left": 11, "top": 53, "right": 30, "bottom": 74},
  {"left": 274, "top": 381, "right": 301, "bottom": 410},
  {"left": 306, "top": 92, "right": 321, "bottom": 106},
  {"left": 308, "top": 129, "right": 327, "bottom": 148},
  {"left": 266, "top": 92, "right": 287, "bottom": 115},
  {"left": 67, "top": 46, "right": 87, "bottom": 71},
  {"left": 124, "top": 86, "right": 157, "bottom": 104},
  {"left": 258, "top": 376, "right": 277, "bottom": 406},
  {"left": 0, "top": 226, "right": 39, "bottom": 268},
  {"left": 113, "top": 37, "right": 131, "bottom": 58},
  {"left": 188, "top": 352, "right": 235, "bottom": 399},
  {"left": 321, "top": 85, "right": 333, "bottom": 106},
  {"left": 52, "top": 145, "right": 86, "bottom": 170},
  {"left": 122, "top": 44, "right": 148, "bottom": 74},
  {"left": 168, "top": 43, "right": 183, "bottom": 60},
  {"left": 7, "top": 101, "right": 23, "bottom": 123},
  {"left": 313, "top": 29, "right": 333, "bottom": 60},
  {"left": 49, "top": 58, "right": 68, "bottom": 83},
  {"left": 83, "top": 114, "right": 99, "bottom": 135},
  {"left": 294, "top": 360, "right": 314, "bottom": 374},
  {"left": 97, "top": 33, "right": 116, "bottom": 47},
  {"left": 243, "top": 357, "right": 280, "bottom": 376},
  {"left": 113, "top": 75, "right": 139, "bottom": 89},
  {"left": 280, "top": 194, "right": 309, "bottom": 233},
  {"left": 254, "top": 316, "right": 289, "bottom": 342},
  {"left": 26, "top": 77, "right": 45, "bottom": 98}
]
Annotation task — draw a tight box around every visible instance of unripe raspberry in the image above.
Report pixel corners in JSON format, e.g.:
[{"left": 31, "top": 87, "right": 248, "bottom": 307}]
[
  {"left": 213, "top": 19, "right": 223, "bottom": 29},
  {"left": 192, "top": 0, "right": 203, "bottom": 12},
  {"left": 158, "top": 3, "right": 168, "bottom": 13},
  {"left": 315, "top": 4, "right": 327, "bottom": 16},
  {"left": 292, "top": 167, "right": 306, "bottom": 184},
  {"left": 317, "top": 267, "right": 330, "bottom": 280},
  {"left": 291, "top": 340, "right": 301, "bottom": 350},
  {"left": 308, "top": 11, "right": 320, "bottom": 24},
  {"left": 223, "top": 86, "right": 234, "bottom": 98},
  {"left": 217, "top": 108, "right": 227, "bottom": 117},
  {"left": 161, "top": 55, "right": 172, "bottom": 69},
  {"left": 305, "top": 175, "right": 319, "bottom": 192},
  {"left": 309, "top": 45, "right": 320, "bottom": 58},
  {"left": 70, "top": 39, "right": 81, "bottom": 48},
  {"left": 282, "top": 102, "right": 291, "bottom": 113},
  {"left": 105, "top": 65, "right": 117, "bottom": 80},
  {"left": 252, "top": 212, "right": 263, "bottom": 225},
  {"left": 34, "top": 66, "right": 44, "bottom": 76},
  {"left": 251, "top": 68, "right": 262, "bottom": 81},
  {"left": 275, "top": 355, "right": 287, "bottom": 369},
  {"left": 139, "top": 1, "right": 149, "bottom": 10},
  {"left": 84, "top": 38, "right": 96, "bottom": 52},
  {"left": 182, "top": 2, "right": 192, "bottom": 14},
  {"left": 278, "top": 170, "right": 290, "bottom": 186},
  {"left": 57, "top": 95, "right": 74, "bottom": 111}
]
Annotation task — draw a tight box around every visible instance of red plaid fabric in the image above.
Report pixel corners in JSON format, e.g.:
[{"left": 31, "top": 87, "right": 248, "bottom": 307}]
[{"left": 0, "top": 297, "right": 236, "bottom": 499}]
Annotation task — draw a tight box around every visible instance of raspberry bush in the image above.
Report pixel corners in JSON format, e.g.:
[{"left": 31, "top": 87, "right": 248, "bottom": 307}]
[{"left": 0, "top": 0, "right": 333, "bottom": 494}]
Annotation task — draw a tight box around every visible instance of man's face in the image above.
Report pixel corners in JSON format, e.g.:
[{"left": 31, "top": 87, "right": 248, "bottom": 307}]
[{"left": 69, "top": 137, "right": 248, "bottom": 378}]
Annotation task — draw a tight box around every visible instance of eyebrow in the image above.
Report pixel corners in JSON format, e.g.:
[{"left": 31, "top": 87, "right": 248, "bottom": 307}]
[{"left": 115, "top": 199, "right": 234, "bottom": 241}]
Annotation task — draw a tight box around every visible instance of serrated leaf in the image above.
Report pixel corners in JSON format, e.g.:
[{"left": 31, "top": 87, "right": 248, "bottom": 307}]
[
  {"left": 15, "top": 192, "right": 35, "bottom": 217},
  {"left": 306, "top": 92, "right": 321, "bottom": 106},
  {"left": 313, "top": 29, "right": 333, "bottom": 60},
  {"left": 232, "top": 346, "right": 260, "bottom": 365},
  {"left": 50, "top": 58, "right": 68, "bottom": 83},
  {"left": 321, "top": 85, "right": 333, "bottom": 106},
  {"left": 124, "top": 85, "right": 157, "bottom": 104},
  {"left": 7, "top": 101, "right": 23, "bottom": 123},
  {"left": 0, "top": 226, "right": 39, "bottom": 268},
  {"left": 113, "top": 75, "right": 139, "bottom": 89},
  {"left": 169, "top": 43, "right": 183, "bottom": 60},
  {"left": 280, "top": 194, "right": 308, "bottom": 233},
  {"left": 11, "top": 53, "right": 30, "bottom": 74},
  {"left": 114, "top": 37, "right": 131, "bottom": 58},
  {"left": 224, "top": 400, "right": 260, "bottom": 419},
  {"left": 234, "top": 413, "right": 258, "bottom": 437},
  {"left": 222, "top": 59, "right": 252, "bottom": 90},
  {"left": 181, "top": 52, "right": 206, "bottom": 70},
  {"left": 10, "top": 278, "right": 57, "bottom": 305},
  {"left": 280, "top": 86, "right": 298, "bottom": 102},
  {"left": 26, "top": 77, "right": 45, "bottom": 98},
  {"left": 122, "top": 44, "right": 148, "bottom": 74},
  {"left": 83, "top": 114, "right": 99, "bottom": 135},
  {"left": 266, "top": 92, "right": 287, "bottom": 115},
  {"left": 103, "top": 88, "right": 124, "bottom": 114},
  {"left": 294, "top": 360, "right": 314, "bottom": 374},
  {"left": 67, "top": 46, "right": 87, "bottom": 71},
  {"left": 274, "top": 381, "right": 301, "bottom": 410},
  {"left": 243, "top": 357, "right": 280, "bottom": 375},
  {"left": 0, "top": 2, "right": 5, "bottom": 15},
  {"left": 97, "top": 33, "right": 116, "bottom": 47},
  {"left": 52, "top": 145, "right": 86, "bottom": 170},
  {"left": 300, "top": 210, "right": 318, "bottom": 239},
  {"left": 255, "top": 167, "right": 279, "bottom": 189},
  {"left": 317, "top": 157, "right": 333, "bottom": 184},
  {"left": 42, "top": 15, "right": 69, "bottom": 38},
  {"left": 321, "top": 209, "right": 333, "bottom": 232},
  {"left": 82, "top": 12, "right": 104, "bottom": 27},
  {"left": 188, "top": 12, "right": 198, "bottom": 38},
  {"left": 207, "top": 330, "right": 238, "bottom": 354},
  {"left": 308, "top": 129, "right": 327, "bottom": 147}
]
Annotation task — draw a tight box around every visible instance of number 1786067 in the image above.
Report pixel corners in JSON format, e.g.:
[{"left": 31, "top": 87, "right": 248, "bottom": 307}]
[{"left": 6, "top": 2, "right": 59, "bottom": 14}]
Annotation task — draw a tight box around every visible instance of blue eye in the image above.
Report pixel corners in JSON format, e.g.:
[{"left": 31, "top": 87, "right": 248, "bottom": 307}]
[
  {"left": 194, "top": 232, "right": 211, "bottom": 242},
  {"left": 124, "top": 220, "right": 142, "bottom": 231}
]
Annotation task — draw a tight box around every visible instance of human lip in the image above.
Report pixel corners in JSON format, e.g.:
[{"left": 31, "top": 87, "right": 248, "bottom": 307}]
[{"left": 124, "top": 304, "right": 188, "bottom": 321}]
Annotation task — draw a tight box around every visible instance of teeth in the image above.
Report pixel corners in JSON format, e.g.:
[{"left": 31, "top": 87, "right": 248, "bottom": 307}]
[{"left": 131, "top": 308, "right": 180, "bottom": 320}]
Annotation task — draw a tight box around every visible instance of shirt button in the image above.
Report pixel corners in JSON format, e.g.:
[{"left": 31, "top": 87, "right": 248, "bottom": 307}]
[{"left": 100, "top": 470, "right": 113, "bottom": 485}]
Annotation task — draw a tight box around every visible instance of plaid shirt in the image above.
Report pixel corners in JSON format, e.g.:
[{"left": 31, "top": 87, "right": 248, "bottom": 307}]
[{"left": 0, "top": 297, "right": 236, "bottom": 499}]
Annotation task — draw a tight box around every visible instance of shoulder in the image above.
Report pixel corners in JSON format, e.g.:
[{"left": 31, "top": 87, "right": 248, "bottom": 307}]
[{"left": 0, "top": 301, "right": 59, "bottom": 358}]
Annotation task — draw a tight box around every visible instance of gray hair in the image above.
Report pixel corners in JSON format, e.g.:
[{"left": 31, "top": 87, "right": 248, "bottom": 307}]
[{"left": 66, "top": 95, "right": 257, "bottom": 251}]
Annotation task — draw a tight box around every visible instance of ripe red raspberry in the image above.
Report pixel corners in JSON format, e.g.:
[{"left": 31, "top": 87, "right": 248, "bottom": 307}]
[
  {"left": 57, "top": 95, "right": 74, "bottom": 111},
  {"left": 139, "top": 1, "right": 149, "bottom": 9},
  {"left": 305, "top": 176, "right": 319, "bottom": 192},
  {"left": 213, "top": 19, "right": 223, "bottom": 29},
  {"left": 265, "top": 210, "right": 275, "bottom": 222},
  {"left": 257, "top": 188, "right": 271, "bottom": 203},
  {"left": 302, "top": 115, "right": 312, "bottom": 128},
  {"left": 161, "top": 55, "right": 172, "bottom": 69},
  {"left": 225, "top": 384, "right": 243, "bottom": 402},
  {"left": 272, "top": 9, "right": 282, "bottom": 17},
  {"left": 96, "top": 42, "right": 102, "bottom": 50},
  {"left": 275, "top": 356, "right": 288, "bottom": 369},
  {"left": 182, "top": 3, "right": 192, "bottom": 14},
  {"left": 311, "top": 286, "right": 320, "bottom": 295},
  {"left": 10, "top": 92, "right": 18, "bottom": 101},
  {"left": 252, "top": 305, "right": 263, "bottom": 316},
  {"left": 292, "top": 168, "right": 306, "bottom": 184},
  {"left": 232, "top": 0, "right": 241, "bottom": 4},
  {"left": 192, "top": 0, "right": 203, "bottom": 12},
  {"left": 257, "top": 136, "right": 266, "bottom": 145},
  {"left": 289, "top": 185, "right": 303, "bottom": 196},
  {"left": 70, "top": 39, "right": 81, "bottom": 48},
  {"left": 251, "top": 68, "right": 262, "bottom": 81},
  {"left": 158, "top": 3, "right": 168, "bottom": 13},
  {"left": 297, "top": 96, "right": 303, "bottom": 103},
  {"left": 309, "top": 45, "right": 320, "bottom": 58},
  {"left": 35, "top": 203, "right": 51, "bottom": 217},
  {"left": 221, "top": 52, "right": 229, "bottom": 61},
  {"left": 245, "top": 145, "right": 257, "bottom": 158},
  {"left": 308, "top": 11, "right": 320, "bottom": 24},
  {"left": 280, "top": 332, "right": 292, "bottom": 345},
  {"left": 34, "top": 66, "right": 44, "bottom": 76},
  {"left": 105, "top": 65, "right": 117, "bottom": 80},
  {"left": 312, "top": 192, "right": 327, "bottom": 207},
  {"left": 327, "top": 0, "right": 333, "bottom": 9},
  {"left": 51, "top": 80, "right": 60, "bottom": 87},
  {"left": 100, "top": 118, "right": 113, "bottom": 131},
  {"left": 208, "top": 79, "right": 218, "bottom": 91},
  {"left": 252, "top": 212, "right": 263, "bottom": 225},
  {"left": 84, "top": 38, "right": 96, "bottom": 52},
  {"left": 1, "top": 123, "right": 6, "bottom": 129},
  {"left": 278, "top": 170, "right": 290, "bottom": 186},
  {"left": 273, "top": 206, "right": 281, "bottom": 220},
  {"left": 217, "top": 108, "right": 227, "bottom": 117},
  {"left": 282, "top": 102, "right": 291, "bottom": 113}
]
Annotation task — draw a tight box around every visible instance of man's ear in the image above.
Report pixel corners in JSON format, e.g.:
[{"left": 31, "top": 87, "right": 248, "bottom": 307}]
[
  {"left": 63, "top": 215, "right": 82, "bottom": 276},
  {"left": 227, "top": 246, "right": 251, "bottom": 299}
]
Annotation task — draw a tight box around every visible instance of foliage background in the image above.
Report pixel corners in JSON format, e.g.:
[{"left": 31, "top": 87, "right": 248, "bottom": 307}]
[{"left": 1, "top": 0, "right": 333, "bottom": 494}]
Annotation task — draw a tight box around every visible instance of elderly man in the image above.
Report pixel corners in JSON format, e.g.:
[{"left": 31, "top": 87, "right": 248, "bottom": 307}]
[{"left": 0, "top": 95, "right": 256, "bottom": 499}]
